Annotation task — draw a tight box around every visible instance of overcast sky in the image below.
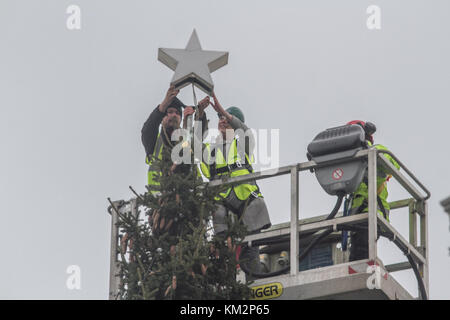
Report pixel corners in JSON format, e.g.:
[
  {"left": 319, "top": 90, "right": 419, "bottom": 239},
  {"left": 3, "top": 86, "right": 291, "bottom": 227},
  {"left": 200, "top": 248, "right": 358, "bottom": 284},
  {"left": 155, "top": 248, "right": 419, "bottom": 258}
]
[{"left": 0, "top": 0, "right": 449, "bottom": 299}]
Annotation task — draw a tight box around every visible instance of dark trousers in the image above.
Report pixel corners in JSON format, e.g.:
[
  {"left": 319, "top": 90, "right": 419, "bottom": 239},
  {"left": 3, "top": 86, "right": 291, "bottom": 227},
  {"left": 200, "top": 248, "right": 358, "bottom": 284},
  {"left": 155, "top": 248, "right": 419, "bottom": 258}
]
[
  {"left": 240, "top": 245, "right": 261, "bottom": 276},
  {"left": 349, "top": 229, "right": 369, "bottom": 261},
  {"left": 349, "top": 202, "right": 388, "bottom": 262}
]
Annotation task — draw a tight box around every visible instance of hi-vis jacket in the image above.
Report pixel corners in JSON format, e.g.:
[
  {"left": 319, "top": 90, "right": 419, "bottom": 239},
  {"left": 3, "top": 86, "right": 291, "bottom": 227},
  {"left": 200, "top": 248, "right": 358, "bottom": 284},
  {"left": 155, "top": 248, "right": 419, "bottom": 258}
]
[
  {"left": 351, "top": 142, "right": 400, "bottom": 221},
  {"left": 200, "top": 138, "right": 261, "bottom": 201},
  {"left": 199, "top": 115, "right": 261, "bottom": 202},
  {"left": 141, "top": 105, "right": 208, "bottom": 188},
  {"left": 146, "top": 133, "right": 164, "bottom": 188}
]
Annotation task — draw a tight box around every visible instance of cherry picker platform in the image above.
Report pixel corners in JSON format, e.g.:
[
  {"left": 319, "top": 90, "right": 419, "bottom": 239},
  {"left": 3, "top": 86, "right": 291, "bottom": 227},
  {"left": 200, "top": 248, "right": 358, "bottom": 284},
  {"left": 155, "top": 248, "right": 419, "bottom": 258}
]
[{"left": 108, "top": 148, "right": 430, "bottom": 300}]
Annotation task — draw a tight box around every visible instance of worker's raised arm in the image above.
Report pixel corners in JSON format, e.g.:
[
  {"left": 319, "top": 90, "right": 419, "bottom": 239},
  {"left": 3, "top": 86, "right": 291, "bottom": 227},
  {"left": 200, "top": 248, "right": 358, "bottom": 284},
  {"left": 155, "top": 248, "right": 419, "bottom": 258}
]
[
  {"left": 183, "top": 96, "right": 209, "bottom": 136},
  {"left": 210, "top": 92, "right": 232, "bottom": 122},
  {"left": 210, "top": 91, "right": 254, "bottom": 158},
  {"left": 159, "top": 85, "right": 180, "bottom": 113},
  {"left": 142, "top": 85, "right": 181, "bottom": 159}
]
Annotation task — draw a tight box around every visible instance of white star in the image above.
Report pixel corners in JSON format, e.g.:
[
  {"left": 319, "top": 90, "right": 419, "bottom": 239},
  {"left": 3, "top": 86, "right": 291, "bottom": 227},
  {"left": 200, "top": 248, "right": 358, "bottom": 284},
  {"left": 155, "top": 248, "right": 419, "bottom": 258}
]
[{"left": 158, "top": 30, "right": 229, "bottom": 94}]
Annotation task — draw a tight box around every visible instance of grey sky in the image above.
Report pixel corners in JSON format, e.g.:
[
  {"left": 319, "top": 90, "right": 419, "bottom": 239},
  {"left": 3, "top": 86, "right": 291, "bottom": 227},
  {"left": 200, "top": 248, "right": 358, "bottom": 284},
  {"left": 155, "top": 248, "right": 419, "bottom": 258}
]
[{"left": 0, "top": 0, "right": 449, "bottom": 299}]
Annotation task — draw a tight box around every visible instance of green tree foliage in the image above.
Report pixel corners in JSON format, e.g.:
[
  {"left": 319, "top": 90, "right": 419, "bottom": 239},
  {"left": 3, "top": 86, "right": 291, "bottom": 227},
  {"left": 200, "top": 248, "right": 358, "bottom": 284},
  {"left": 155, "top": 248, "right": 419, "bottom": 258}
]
[{"left": 114, "top": 148, "right": 252, "bottom": 300}]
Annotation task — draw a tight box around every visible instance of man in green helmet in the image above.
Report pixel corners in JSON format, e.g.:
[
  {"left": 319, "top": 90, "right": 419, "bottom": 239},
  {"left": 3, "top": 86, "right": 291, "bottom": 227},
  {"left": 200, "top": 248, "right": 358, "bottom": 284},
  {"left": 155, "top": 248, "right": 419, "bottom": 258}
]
[{"left": 199, "top": 92, "right": 272, "bottom": 275}]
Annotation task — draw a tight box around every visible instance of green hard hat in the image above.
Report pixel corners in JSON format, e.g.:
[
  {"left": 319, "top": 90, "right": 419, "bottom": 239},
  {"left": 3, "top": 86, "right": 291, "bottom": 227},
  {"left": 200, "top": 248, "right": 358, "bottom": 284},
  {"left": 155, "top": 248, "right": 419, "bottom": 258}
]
[{"left": 225, "top": 106, "right": 245, "bottom": 123}]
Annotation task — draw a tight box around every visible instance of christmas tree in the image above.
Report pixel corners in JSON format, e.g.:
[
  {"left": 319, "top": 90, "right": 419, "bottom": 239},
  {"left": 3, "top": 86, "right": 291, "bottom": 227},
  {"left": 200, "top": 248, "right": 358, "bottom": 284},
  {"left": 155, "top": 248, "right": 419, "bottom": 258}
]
[{"left": 112, "top": 146, "right": 253, "bottom": 300}]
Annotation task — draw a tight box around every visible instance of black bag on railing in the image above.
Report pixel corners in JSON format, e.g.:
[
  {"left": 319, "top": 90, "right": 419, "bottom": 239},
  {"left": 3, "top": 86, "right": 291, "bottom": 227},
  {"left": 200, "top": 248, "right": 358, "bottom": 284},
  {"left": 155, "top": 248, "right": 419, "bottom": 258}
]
[{"left": 307, "top": 124, "right": 368, "bottom": 196}]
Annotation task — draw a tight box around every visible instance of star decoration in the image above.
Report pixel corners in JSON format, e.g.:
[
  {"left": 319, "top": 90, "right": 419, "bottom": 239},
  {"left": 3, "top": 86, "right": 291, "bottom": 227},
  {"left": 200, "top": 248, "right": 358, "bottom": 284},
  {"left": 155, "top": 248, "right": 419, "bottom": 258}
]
[{"left": 158, "top": 30, "right": 228, "bottom": 94}]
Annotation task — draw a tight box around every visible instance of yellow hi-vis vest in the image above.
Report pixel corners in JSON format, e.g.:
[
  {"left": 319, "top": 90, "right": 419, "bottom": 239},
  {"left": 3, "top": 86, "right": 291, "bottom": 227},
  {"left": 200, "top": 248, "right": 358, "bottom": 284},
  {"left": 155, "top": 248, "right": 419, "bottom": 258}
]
[
  {"left": 200, "top": 139, "right": 261, "bottom": 201},
  {"left": 351, "top": 143, "right": 400, "bottom": 221},
  {"left": 146, "top": 133, "right": 165, "bottom": 188}
]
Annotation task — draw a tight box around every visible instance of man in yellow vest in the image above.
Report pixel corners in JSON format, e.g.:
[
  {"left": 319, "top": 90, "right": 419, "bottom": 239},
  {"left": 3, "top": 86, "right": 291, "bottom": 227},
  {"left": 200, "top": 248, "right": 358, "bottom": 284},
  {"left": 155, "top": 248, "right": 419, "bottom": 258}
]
[
  {"left": 346, "top": 120, "right": 400, "bottom": 261},
  {"left": 141, "top": 85, "right": 209, "bottom": 188},
  {"left": 200, "top": 92, "right": 272, "bottom": 273}
]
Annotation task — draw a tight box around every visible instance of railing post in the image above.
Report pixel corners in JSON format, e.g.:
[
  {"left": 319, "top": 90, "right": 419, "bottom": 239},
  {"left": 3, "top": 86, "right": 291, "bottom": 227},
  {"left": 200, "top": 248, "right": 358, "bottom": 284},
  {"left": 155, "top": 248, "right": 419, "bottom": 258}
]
[
  {"left": 368, "top": 148, "right": 378, "bottom": 261},
  {"left": 109, "top": 201, "right": 121, "bottom": 300},
  {"left": 420, "top": 200, "right": 429, "bottom": 298},
  {"left": 290, "top": 166, "right": 299, "bottom": 276},
  {"left": 409, "top": 200, "right": 417, "bottom": 247}
]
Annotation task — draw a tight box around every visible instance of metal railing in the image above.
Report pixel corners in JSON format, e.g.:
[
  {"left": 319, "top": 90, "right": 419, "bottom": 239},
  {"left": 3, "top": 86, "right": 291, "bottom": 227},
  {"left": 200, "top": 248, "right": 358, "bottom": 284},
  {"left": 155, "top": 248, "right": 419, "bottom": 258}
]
[{"left": 107, "top": 147, "right": 430, "bottom": 299}]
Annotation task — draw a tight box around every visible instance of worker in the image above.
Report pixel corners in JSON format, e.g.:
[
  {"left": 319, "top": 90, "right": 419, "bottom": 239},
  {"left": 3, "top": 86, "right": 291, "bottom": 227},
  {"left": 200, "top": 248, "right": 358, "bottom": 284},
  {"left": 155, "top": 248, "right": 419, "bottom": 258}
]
[
  {"left": 141, "top": 85, "right": 209, "bottom": 189},
  {"left": 347, "top": 120, "right": 400, "bottom": 261},
  {"left": 199, "top": 92, "right": 271, "bottom": 274}
]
